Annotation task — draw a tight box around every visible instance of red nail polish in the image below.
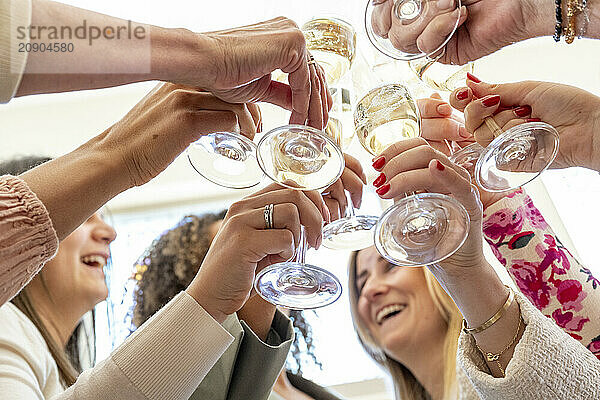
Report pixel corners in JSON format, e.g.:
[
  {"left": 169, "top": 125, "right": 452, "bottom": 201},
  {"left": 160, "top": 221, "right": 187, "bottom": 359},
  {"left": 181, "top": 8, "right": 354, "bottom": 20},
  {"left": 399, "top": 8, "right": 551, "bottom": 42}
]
[
  {"left": 482, "top": 95, "right": 500, "bottom": 107},
  {"left": 466, "top": 72, "right": 481, "bottom": 83},
  {"left": 372, "top": 156, "right": 386, "bottom": 170},
  {"left": 373, "top": 173, "right": 386, "bottom": 187},
  {"left": 514, "top": 105, "right": 532, "bottom": 118},
  {"left": 526, "top": 118, "right": 541, "bottom": 122},
  {"left": 456, "top": 89, "right": 469, "bottom": 100},
  {"left": 376, "top": 183, "right": 390, "bottom": 196},
  {"left": 436, "top": 160, "right": 445, "bottom": 171}
]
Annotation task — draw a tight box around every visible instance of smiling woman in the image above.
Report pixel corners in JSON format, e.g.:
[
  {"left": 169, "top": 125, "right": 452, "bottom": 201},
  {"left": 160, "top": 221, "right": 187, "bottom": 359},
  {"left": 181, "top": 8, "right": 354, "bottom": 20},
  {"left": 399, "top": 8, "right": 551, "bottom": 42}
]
[{"left": 0, "top": 156, "right": 117, "bottom": 392}]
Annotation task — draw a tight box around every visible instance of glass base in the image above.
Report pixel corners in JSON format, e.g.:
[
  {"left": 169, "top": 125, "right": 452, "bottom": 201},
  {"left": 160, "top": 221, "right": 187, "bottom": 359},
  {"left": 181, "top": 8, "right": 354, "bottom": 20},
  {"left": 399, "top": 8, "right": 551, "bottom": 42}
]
[
  {"left": 254, "top": 263, "right": 342, "bottom": 309},
  {"left": 374, "top": 193, "right": 469, "bottom": 267},
  {"left": 322, "top": 215, "right": 379, "bottom": 250},
  {"left": 476, "top": 122, "right": 559, "bottom": 192},
  {"left": 365, "top": 0, "right": 461, "bottom": 61},
  {"left": 187, "top": 132, "right": 263, "bottom": 189}
]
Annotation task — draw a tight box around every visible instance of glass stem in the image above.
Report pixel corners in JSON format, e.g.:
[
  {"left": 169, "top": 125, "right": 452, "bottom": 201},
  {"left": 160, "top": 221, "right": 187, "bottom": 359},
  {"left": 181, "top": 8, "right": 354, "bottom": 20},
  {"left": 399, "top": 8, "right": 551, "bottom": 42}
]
[
  {"left": 345, "top": 190, "right": 356, "bottom": 219},
  {"left": 295, "top": 226, "right": 307, "bottom": 264}
]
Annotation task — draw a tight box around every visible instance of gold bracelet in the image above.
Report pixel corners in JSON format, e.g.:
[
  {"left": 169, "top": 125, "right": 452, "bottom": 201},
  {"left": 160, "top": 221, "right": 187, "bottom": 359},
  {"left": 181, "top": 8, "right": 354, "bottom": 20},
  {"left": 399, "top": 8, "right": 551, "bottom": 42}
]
[
  {"left": 475, "top": 314, "right": 523, "bottom": 377},
  {"left": 462, "top": 286, "right": 514, "bottom": 335}
]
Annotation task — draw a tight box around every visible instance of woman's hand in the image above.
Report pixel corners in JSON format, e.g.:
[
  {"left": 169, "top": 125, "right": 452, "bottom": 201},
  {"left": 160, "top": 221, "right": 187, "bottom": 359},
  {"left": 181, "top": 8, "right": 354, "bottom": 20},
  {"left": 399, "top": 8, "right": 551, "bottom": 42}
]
[
  {"left": 322, "top": 154, "right": 367, "bottom": 221},
  {"left": 186, "top": 183, "right": 327, "bottom": 323},
  {"left": 371, "top": 138, "right": 486, "bottom": 271},
  {"left": 198, "top": 17, "right": 332, "bottom": 129},
  {"left": 106, "top": 83, "right": 262, "bottom": 188},
  {"left": 450, "top": 77, "right": 600, "bottom": 172},
  {"left": 369, "top": 0, "right": 550, "bottom": 65}
]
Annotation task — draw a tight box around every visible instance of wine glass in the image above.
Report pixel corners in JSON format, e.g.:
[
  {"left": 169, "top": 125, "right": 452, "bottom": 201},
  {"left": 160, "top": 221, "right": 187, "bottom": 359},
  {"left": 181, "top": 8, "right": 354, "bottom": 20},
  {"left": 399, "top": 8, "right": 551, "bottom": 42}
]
[
  {"left": 408, "top": 56, "right": 475, "bottom": 92},
  {"left": 448, "top": 120, "right": 559, "bottom": 192},
  {"left": 364, "top": 0, "right": 462, "bottom": 61},
  {"left": 254, "top": 124, "right": 345, "bottom": 309},
  {"left": 302, "top": 17, "right": 357, "bottom": 85},
  {"left": 355, "top": 83, "right": 470, "bottom": 266},
  {"left": 321, "top": 88, "right": 380, "bottom": 251},
  {"left": 187, "top": 130, "right": 263, "bottom": 189}
]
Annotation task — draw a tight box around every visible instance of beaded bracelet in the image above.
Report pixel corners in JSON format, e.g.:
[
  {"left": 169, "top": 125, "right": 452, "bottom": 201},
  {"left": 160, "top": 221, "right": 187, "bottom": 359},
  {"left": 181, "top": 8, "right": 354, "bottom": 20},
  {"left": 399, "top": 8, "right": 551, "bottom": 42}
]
[{"left": 554, "top": 0, "right": 563, "bottom": 42}]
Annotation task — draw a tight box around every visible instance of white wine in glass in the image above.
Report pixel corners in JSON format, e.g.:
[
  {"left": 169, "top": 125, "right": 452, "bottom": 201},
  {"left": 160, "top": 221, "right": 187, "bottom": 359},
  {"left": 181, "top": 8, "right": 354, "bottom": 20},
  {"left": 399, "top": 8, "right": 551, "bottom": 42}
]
[
  {"left": 302, "top": 17, "right": 357, "bottom": 85},
  {"left": 354, "top": 84, "right": 420, "bottom": 156}
]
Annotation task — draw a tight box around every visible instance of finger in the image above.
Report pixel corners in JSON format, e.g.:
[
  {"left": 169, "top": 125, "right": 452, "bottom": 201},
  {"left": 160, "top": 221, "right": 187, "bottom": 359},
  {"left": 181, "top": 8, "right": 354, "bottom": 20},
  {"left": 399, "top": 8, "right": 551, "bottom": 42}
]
[
  {"left": 344, "top": 154, "right": 367, "bottom": 185},
  {"left": 463, "top": 95, "right": 502, "bottom": 143},
  {"left": 324, "top": 197, "right": 341, "bottom": 222},
  {"left": 315, "top": 63, "right": 331, "bottom": 121},
  {"left": 287, "top": 53, "right": 311, "bottom": 125},
  {"left": 449, "top": 86, "right": 473, "bottom": 112},
  {"left": 261, "top": 80, "right": 293, "bottom": 112},
  {"left": 466, "top": 76, "right": 540, "bottom": 108},
  {"left": 234, "top": 104, "right": 258, "bottom": 140},
  {"left": 325, "top": 178, "right": 347, "bottom": 220},
  {"left": 417, "top": 96, "right": 453, "bottom": 118},
  {"left": 429, "top": 159, "right": 482, "bottom": 221},
  {"left": 306, "top": 62, "right": 324, "bottom": 129},
  {"left": 372, "top": 0, "right": 393, "bottom": 38},
  {"left": 253, "top": 229, "right": 297, "bottom": 263},
  {"left": 421, "top": 115, "right": 470, "bottom": 142},
  {"left": 372, "top": 138, "right": 429, "bottom": 171},
  {"left": 248, "top": 103, "right": 263, "bottom": 133},
  {"left": 341, "top": 166, "right": 365, "bottom": 209},
  {"left": 416, "top": 7, "right": 464, "bottom": 54}
]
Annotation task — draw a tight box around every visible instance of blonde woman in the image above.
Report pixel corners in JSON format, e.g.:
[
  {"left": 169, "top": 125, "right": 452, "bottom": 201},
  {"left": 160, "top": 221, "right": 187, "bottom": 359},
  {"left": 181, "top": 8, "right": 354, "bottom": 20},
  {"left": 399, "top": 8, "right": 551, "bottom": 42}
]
[{"left": 347, "top": 138, "right": 600, "bottom": 399}]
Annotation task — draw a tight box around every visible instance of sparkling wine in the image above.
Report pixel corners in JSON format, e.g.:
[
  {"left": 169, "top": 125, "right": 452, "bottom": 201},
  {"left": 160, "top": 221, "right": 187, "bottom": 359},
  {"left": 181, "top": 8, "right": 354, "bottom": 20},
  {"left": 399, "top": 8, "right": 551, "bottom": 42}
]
[
  {"left": 408, "top": 59, "right": 474, "bottom": 92},
  {"left": 302, "top": 17, "right": 356, "bottom": 85},
  {"left": 354, "top": 84, "right": 420, "bottom": 156}
]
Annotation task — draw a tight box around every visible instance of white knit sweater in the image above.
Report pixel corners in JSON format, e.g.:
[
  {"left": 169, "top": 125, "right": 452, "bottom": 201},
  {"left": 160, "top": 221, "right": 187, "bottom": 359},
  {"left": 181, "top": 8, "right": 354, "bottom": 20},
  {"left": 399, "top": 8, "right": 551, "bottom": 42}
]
[{"left": 456, "top": 290, "right": 600, "bottom": 399}]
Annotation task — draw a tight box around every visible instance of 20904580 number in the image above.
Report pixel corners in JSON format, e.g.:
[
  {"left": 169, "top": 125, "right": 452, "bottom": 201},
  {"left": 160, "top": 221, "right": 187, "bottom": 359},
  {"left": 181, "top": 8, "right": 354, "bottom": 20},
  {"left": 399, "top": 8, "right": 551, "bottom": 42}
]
[{"left": 18, "top": 42, "right": 74, "bottom": 53}]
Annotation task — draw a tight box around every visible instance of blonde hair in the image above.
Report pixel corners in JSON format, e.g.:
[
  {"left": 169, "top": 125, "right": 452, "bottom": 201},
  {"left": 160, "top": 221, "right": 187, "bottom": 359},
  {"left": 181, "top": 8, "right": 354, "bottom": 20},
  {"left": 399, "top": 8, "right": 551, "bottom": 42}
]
[{"left": 348, "top": 251, "right": 463, "bottom": 400}]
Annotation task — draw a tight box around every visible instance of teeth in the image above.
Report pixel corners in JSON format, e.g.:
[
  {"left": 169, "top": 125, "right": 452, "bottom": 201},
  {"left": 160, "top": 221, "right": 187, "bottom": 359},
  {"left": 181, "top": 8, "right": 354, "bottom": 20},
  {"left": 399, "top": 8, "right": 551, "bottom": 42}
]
[
  {"left": 81, "top": 255, "right": 107, "bottom": 268},
  {"left": 376, "top": 304, "right": 406, "bottom": 324}
]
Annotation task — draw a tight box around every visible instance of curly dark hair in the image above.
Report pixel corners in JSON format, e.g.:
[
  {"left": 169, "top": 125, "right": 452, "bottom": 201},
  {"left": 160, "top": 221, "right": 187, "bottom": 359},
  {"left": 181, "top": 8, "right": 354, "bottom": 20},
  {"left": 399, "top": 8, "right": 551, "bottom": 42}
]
[{"left": 131, "top": 210, "right": 321, "bottom": 375}]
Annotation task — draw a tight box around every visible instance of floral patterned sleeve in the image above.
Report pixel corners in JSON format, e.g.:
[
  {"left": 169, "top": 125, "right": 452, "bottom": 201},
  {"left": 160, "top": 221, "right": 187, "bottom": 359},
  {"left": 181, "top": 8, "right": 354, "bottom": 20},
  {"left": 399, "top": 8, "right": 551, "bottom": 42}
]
[{"left": 482, "top": 188, "right": 600, "bottom": 359}]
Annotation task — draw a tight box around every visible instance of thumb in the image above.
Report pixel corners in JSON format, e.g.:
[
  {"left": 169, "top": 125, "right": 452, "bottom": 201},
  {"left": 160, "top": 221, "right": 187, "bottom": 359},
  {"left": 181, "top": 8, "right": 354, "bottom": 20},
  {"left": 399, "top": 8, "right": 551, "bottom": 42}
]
[{"left": 466, "top": 78, "right": 539, "bottom": 107}]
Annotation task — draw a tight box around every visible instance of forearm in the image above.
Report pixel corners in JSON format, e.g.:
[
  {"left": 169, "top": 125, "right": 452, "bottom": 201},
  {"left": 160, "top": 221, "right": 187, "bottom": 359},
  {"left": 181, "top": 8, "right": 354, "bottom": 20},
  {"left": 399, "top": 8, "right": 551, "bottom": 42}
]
[
  {"left": 428, "top": 263, "right": 523, "bottom": 376},
  {"left": 19, "top": 128, "right": 130, "bottom": 240},
  {"left": 16, "top": 0, "right": 211, "bottom": 96}
]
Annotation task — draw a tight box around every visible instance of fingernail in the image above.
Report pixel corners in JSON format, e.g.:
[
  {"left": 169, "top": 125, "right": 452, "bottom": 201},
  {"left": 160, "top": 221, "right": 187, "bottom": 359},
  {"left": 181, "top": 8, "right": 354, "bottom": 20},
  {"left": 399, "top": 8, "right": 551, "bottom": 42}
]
[
  {"left": 466, "top": 72, "right": 481, "bottom": 83},
  {"left": 514, "top": 105, "right": 532, "bottom": 118},
  {"left": 436, "top": 160, "right": 445, "bottom": 171},
  {"left": 526, "top": 118, "right": 541, "bottom": 122},
  {"left": 373, "top": 172, "right": 386, "bottom": 187},
  {"left": 437, "top": 103, "right": 452, "bottom": 116},
  {"left": 317, "top": 234, "right": 322, "bottom": 249},
  {"left": 459, "top": 126, "right": 471, "bottom": 138},
  {"left": 376, "top": 183, "right": 390, "bottom": 196},
  {"left": 372, "top": 156, "right": 386, "bottom": 170},
  {"left": 456, "top": 89, "right": 469, "bottom": 100},
  {"left": 482, "top": 95, "right": 500, "bottom": 107}
]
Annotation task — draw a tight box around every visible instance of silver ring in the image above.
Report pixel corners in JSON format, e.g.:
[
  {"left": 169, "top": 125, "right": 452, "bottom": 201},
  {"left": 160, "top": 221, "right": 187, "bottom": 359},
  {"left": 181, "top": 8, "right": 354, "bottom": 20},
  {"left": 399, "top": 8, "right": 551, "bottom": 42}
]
[{"left": 264, "top": 203, "right": 274, "bottom": 229}]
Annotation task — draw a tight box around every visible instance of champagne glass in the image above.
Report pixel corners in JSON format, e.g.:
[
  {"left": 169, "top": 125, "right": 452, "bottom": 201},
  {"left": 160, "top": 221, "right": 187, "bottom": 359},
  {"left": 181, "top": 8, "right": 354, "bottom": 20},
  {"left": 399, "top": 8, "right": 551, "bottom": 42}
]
[
  {"left": 187, "top": 130, "right": 263, "bottom": 189},
  {"left": 302, "top": 17, "right": 357, "bottom": 85},
  {"left": 355, "top": 83, "right": 470, "bottom": 266},
  {"left": 364, "top": 0, "right": 462, "bottom": 61},
  {"left": 254, "top": 124, "right": 345, "bottom": 309},
  {"left": 322, "top": 88, "right": 380, "bottom": 251},
  {"left": 448, "top": 119, "right": 559, "bottom": 192},
  {"left": 408, "top": 56, "right": 475, "bottom": 92},
  {"left": 255, "top": 226, "right": 342, "bottom": 309}
]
